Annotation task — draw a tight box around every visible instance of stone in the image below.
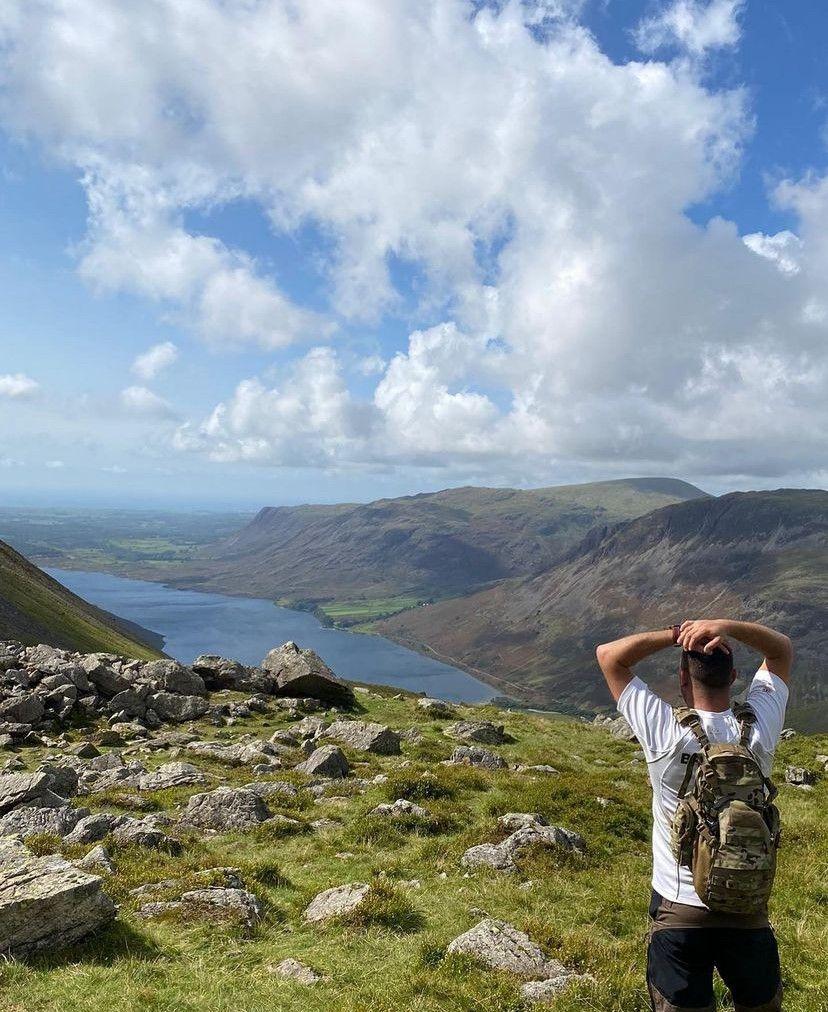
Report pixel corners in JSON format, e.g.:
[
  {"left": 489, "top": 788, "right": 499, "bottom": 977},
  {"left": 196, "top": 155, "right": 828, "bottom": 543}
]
[
  {"left": 461, "top": 823, "right": 585, "bottom": 873},
  {"left": 0, "top": 695, "right": 45, "bottom": 725},
  {"left": 64, "top": 812, "right": 122, "bottom": 845},
  {"left": 369, "top": 798, "right": 429, "bottom": 819},
  {"left": 602, "top": 715, "right": 637, "bottom": 742},
  {"left": 0, "top": 836, "right": 116, "bottom": 957},
  {"left": 106, "top": 689, "right": 147, "bottom": 719},
  {"left": 303, "top": 882, "right": 371, "bottom": 923},
  {"left": 182, "top": 786, "right": 271, "bottom": 831},
  {"left": 111, "top": 817, "right": 181, "bottom": 852},
  {"left": 261, "top": 642, "right": 354, "bottom": 705},
  {"left": 497, "top": 813, "right": 548, "bottom": 832},
  {"left": 325, "top": 719, "right": 401, "bottom": 755},
  {"left": 138, "top": 887, "right": 263, "bottom": 928},
  {"left": 295, "top": 744, "right": 350, "bottom": 778},
  {"left": 191, "top": 655, "right": 249, "bottom": 690},
  {"left": 186, "top": 739, "right": 276, "bottom": 766},
  {"left": 447, "top": 918, "right": 568, "bottom": 980},
  {"left": 0, "top": 771, "right": 52, "bottom": 814},
  {"left": 785, "top": 765, "right": 817, "bottom": 787},
  {"left": 147, "top": 692, "right": 209, "bottom": 723},
  {"left": 244, "top": 780, "right": 299, "bottom": 800},
  {"left": 521, "top": 975, "right": 582, "bottom": 1003},
  {"left": 141, "top": 659, "right": 206, "bottom": 697},
  {"left": 517, "top": 765, "right": 560, "bottom": 776},
  {"left": 447, "top": 746, "right": 507, "bottom": 770},
  {"left": 444, "top": 720, "right": 506, "bottom": 745},
  {"left": 80, "top": 654, "right": 131, "bottom": 698},
  {"left": 0, "top": 801, "right": 88, "bottom": 840},
  {"left": 269, "top": 957, "right": 322, "bottom": 984},
  {"left": 37, "top": 763, "right": 79, "bottom": 797},
  {"left": 138, "top": 761, "right": 208, "bottom": 791},
  {"left": 76, "top": 844, "right": 115, "bottom": 875},
  {"left": 461, "top": 843, "right": 519, "bottom": 872},
  {"left": 417, "top": 697, "right": 457, "bottom": 718},
  {"left": 779, "top": 728, "right": 796, "bottom": 741},
  {"left": 78, "top": 762, "right": 147, "bottom": 794}
]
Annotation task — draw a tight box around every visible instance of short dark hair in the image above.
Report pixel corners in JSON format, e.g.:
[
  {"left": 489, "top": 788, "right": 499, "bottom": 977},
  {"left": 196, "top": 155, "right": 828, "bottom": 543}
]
[{"left": 680, "top": 647, "right": 734, "bottom": 689}]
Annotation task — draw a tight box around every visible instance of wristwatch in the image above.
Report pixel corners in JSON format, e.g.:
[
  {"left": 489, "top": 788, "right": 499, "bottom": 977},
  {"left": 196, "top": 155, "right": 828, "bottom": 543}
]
[{"left": 670, "top": 624, "right": 681, "bottom": 644}]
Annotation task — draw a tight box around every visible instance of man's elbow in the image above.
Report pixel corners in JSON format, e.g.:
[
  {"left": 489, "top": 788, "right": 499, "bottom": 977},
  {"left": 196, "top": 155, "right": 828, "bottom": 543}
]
[{"left": 595, "top": 643, "right": 610, "bottom": 667}]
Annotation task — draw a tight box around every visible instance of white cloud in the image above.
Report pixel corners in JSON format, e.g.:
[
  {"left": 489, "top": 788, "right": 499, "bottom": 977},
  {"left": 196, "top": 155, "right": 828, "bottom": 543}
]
[
  {"left": 120, "top": 385, "right": 176, "bottom": 418},
  {"left": 0, "top": 0, "right": 826, "bottom": 485},
  {"left": 101, "top": 464, "right": 127, "bottom": 474},
  {"left": 45, "top": 459, "right": 65, "bottom": 469},
  {"left": 635, "top": 0, "right": 744, "bottom": 56},
  {"left": 0, "top": 373, "right": 39, "bottom": 398},
  {"left": 131, "top": 341, "right": 178, "bottom": 380},
  {"left": 357, "top": 355, "right": 387, "bottom": 376}
]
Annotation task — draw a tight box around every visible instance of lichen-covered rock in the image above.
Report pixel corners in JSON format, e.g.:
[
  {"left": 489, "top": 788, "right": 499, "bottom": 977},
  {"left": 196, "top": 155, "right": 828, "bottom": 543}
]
[
  {"left": 295, "top": 744, "right": 350, "bottom": 779},
  {"left": 325, "top": 719, "right": 401, "bottom": 755},
  {"left": 444, "top": 720, "right": 506, "bottom": 744},
  {"left": 446, "top": 745, "right": 507, "bottom": 769},
  {"left": 785, "top": 765, "right": 817, "bottom": 787},
  {"left": 461, "top": 822, "right": 585, "bottom": 872},
  {"left": 146, "top": 692, "right": 209, "bottom": 723},
  {"left": 182, "top": 786, "right": 271, "bottom": 831},
  {"left": 447, "top": 918, "right": 569, "bottom": 980},
  {"left": 76, "top": 844, "right": 115, "bottom": 875},
  {"left": 0, "top": 836, "right": 116, "bottom": 957},
  {"left": 138, "top": 761, "right": 208, "bottom": 791},
  {"left": 186, "top": 739, "right": 277, "bottom": 766},
  {"left": 0, "top": 771, "right": 52, "bottom": 814},
  {"left": 303, "top": 882, "right": 371, "bottom": 923},
  {"left": 497, "top": 813, "right": 548, "bottom": 832},
  {"left": 369, "top": 798, "right": 429, "bottom": 819},
  {"left": 261, "top": 642, "right": 354, "bottom": 705},
  {"left": 64, "top": 812, "right": 122, "bottom": 846},
  {"left": 0, "top": 800, "right": 89, "bottom": 840},
  {"left": 138, "top": 887, "right": 263, "bottom": 928},
  {"left": 269, "top": 957, "right": 322, "bottom": 984},
  {"left": 140, "top": 660, "right": 206, "bottom": 697},
  {"left": 111, "top": 816, "right": 181, "bottom": 852},
  {"left": 417, "top": 697, "right": 457, "bottom": 718}
]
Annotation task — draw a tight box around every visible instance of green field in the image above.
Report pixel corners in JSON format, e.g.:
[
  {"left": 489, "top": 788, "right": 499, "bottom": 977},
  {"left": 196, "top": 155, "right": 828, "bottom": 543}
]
[
  {"left": 2, "top": 689, "right": 825, "bottom": 1011},
  {"left": 318, "top": 596, "right": 426, "bottom": 627}
]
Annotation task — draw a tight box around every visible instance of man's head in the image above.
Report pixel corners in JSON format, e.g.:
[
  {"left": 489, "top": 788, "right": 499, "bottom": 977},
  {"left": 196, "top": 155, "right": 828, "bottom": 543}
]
[{"left": 679, "top": 643, "right": 735, "bottom": 704}]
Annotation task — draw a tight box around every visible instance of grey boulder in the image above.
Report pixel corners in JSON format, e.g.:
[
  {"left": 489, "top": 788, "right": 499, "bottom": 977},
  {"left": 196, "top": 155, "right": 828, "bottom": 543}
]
[
  {"left": 446, "top": 918, "right": 570, "bottom": 981},
  {"left": 303, "top": 882, "right": 371, "bottom": 923},
  {"left": 295, "top": 744, "right": 350, "bottom": 779},
  {"left": 261, "top": 642, "right": 354, "bottom": 705},
  {"left": 444, "top": 720, "right": 506, "bottom": 745},
  {"left": 182, "top": 786, "right": 271, "bottom": 831},
  {"left": 325, "top": 719, "right": 401, "bottom": 755}
]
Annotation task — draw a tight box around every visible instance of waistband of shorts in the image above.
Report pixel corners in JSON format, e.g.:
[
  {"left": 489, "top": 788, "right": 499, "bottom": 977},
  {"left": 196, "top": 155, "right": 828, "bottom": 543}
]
[{"left": 649, "top": 890, "right": 770, "bottom": 932}]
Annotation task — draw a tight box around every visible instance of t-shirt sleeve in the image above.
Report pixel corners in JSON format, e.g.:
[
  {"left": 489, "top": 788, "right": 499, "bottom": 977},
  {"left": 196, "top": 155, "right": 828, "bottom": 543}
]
[
  {"left": 616, "top": 676, "right": 682, "bottom": 760},
  {"left": 746, "top": 668, "right": 789, "bottom": 753}
]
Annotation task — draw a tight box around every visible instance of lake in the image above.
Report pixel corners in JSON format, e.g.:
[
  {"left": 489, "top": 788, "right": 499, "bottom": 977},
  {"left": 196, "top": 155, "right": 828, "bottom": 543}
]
[{"left": 48, "top": 568, "right": 495, "bottom": 703}]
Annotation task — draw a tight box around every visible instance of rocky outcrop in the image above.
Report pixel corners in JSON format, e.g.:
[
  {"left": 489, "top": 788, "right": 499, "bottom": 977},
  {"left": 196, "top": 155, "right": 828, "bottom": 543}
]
[
  {"left": 0, "top": 836, "right": 116, "bottom": 957},
  {"left": 447, "top": 918, "right": 579, "bottom": 984},
  {"left": 446, "top": 745, "right": 507, "bottom": 769},
  {"left": 138, "top": 762, "right": 208, "bottom": 791},
  {"left": 182, "top": 786, "right": 271, "bottom": 831},
  {"left": 325, "top": 719, "right": 401, "bottom": 755},
  {"left": 295, "top": 744, "right": 350, "bottom": 778},
  {"left": 138, "top": 887, "right": 263, "bottom": 929},
  {"left": 261, "top": 642, "right": 354, "bottom": 705},
  {"left": 444, "top": 720, "right": 506, "bottom": 744},
  {"left": 461, "top": 816, "right": 586, "bottom": 873}
]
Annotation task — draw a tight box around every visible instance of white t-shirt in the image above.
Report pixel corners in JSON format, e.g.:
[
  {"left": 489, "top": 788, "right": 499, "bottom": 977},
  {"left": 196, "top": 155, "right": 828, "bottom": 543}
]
[{"left": 617, "top": 669, "right": 788, "bottom": 907}]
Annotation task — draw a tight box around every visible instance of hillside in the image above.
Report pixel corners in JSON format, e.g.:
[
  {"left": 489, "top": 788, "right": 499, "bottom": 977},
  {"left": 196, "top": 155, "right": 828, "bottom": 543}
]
[
  {"left": 0, "top": 641, "right": 824, "bottom": 1011},
  {"left": 0, "top": 540, "right": 163, "bottom": 659},
  {"left": 378, "top": 490, "right": 828, "bottom": 729},
  {"left": 165, "top": 478, "right": 706, "bottom": 613}
]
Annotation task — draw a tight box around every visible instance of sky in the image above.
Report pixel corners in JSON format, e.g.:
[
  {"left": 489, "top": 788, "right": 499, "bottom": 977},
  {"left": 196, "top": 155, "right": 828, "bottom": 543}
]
[{"left": 1, "top": 0, "right": 827, "bottom": 508}]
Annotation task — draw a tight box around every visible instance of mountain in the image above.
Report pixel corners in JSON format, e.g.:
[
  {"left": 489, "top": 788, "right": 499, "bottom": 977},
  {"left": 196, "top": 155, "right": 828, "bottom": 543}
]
[
  {"left": 166, "top": 477, "right": 707, "bottom": 606},
  {"left": 0, "top": 539, "right": 163, "bottom": 659},
  {"left": 377, "top": 490, "right": 828, "bottom": 729}
]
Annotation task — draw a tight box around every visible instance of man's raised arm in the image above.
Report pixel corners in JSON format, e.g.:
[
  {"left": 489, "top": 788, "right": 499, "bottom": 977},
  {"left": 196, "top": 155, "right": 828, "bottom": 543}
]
[
  {"left": 677, "top": 619, "right": 793, "bottom": 683},
  {"left": 596, "top": 627, "right": 677, "bottom": 701}
]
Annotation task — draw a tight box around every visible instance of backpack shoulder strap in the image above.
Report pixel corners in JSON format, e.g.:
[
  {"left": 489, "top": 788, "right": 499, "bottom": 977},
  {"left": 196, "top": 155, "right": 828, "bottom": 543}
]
[
  {"left": 732, "top": 702, "right": 757, "bottom": 747},
  {"left": 673, "top": 706, "right": 710, "bottom": 748}
]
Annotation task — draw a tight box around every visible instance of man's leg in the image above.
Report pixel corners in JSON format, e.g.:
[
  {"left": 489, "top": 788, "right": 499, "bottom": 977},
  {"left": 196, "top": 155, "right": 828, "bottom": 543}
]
[
  {"left": 713, "top": 927, "right": 782, "bottom": 1012},
  {"left": 647, "top": 927, "right": 716, "bottom": 1012}
]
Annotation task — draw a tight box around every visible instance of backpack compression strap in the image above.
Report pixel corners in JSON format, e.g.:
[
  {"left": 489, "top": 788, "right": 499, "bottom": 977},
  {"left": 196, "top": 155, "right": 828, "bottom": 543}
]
[
  {"left": 732, "top": 701, "right": 758, "bottom": 747},
  {"left": 673, "top": 707, "right": 710, "bottom": 748}
]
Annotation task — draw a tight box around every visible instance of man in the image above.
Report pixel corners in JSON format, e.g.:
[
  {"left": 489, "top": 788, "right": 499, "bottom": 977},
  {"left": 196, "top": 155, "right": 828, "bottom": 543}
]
[{"left": 596, "top": 618, "right": 792, "bottom": 1012}]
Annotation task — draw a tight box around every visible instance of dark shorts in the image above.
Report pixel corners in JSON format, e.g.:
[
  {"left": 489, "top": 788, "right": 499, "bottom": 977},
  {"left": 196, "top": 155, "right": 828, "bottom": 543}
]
[{"left": 647, "top": 892, "right": 782, "bottom": 1012}]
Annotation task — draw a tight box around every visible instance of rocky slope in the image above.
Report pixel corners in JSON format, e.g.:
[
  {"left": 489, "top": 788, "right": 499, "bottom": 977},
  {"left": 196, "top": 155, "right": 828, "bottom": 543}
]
[
  {"left": 0, "top": 640, "right": 824, "bottom": 1011},
  {"left": 163, "top": 477, "right": 706, "bottom": 603},
  {"left": 378, "top": 490, "right": 828, "bottom": 729},
  {"left": 0, "top": 539, "right": 163, "bottom": 659}
]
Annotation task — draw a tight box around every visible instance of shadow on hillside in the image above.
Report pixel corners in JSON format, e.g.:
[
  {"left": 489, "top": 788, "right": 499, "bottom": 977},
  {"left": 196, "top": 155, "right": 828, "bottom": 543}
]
[{"left": 30, "top": 920, "right": 163, "bottom": 969}]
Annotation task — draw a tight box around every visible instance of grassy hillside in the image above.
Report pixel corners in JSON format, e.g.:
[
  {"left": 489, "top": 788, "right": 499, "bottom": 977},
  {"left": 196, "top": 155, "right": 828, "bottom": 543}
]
[
  {"left": 164, "top": 477, "right": 707, "bottom": 607},
  {"left": 2, "top": 686, "right": 825, "bottom": 1011},
  {"left": 378, "top": 490, "right": 828, "bottom": 727},
  {"left": 0, "top": 540, "right": 163, "bottom": 659}
]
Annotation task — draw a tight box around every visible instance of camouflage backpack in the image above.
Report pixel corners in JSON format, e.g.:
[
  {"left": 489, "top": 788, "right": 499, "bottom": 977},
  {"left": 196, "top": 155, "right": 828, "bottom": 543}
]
[{"left": 670, "top": 703, "right": 781, "bottom": 915}]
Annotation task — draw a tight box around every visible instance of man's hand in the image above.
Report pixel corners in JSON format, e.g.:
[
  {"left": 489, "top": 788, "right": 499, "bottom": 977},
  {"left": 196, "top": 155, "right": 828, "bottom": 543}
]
[{"left": 677, "top": 619, "right": 793, "bottom": 683}]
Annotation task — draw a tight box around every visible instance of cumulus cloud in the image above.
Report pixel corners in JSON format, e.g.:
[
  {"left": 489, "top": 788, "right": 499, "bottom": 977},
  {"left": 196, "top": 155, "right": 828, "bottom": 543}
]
[
  {"left": 120, "top": 385, "right": 176, "bottom": 418},
  {"left": 635, "top": 0, "right": 744, "bottom": 56},
  {"left": 0, "top": 0, "right": 825, "bottom": 484},
  {"left": 0, "top": 373, "right": 39, "bottom": 398},
  {"left": 131, "top": 341, "right": 178, "bottom": 380}
]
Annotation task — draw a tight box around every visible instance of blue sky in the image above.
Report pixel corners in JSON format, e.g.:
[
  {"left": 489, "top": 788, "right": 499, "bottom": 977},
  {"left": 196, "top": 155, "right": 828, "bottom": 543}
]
[{"left": 1, "top": 0, "right": 827, "bottom": 507}]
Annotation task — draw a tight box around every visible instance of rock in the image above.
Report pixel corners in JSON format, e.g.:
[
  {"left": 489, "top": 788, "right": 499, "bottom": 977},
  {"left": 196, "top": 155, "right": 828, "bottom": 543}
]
[
  {"left": 80, "top": 654, "right": 131, "bottom": 698},
  {"left": 261, "top": 642, "right": 354, "bottom": 705},
  {"left": 497, "top": 813, "right": 548, "bottom": 832},
  {"left": 191, "top": 655, "right": 250, "bottom": 690},
  {"left": 140, "top": 660, "right": 206, "bottom": 697},
  {"left": 0, "top": 836, "right": 116, "bottom": 957},
  {"left": 303, "top": 882, "right": 371, "bottom": 923},
  {"left": 521, "top": 975, "right": 583, "bottom": 1003},
  {"left": 76, "top": 844, "right": 115, "bottom": 875},
  {"left": 369, "top": 798, "right": 429, "bottom": 819},
  {"left": 130, "top": 868, "right": 245, "bottom": 899},
  {"left": 0, "top": 695, "right": 45, "bottom": 724},
  {"left": 147, "top": 692, "right": 209, "bottom": 723},
  {"left": 78, "top": 762, "right": 147, "bottom": 794},
  {"left": 447, "top": 746, "right": 507, "bottom": 770},
  {"left": 182, "top": 786, "right": 271, "bottom": 831},
  {"left": 269, "top": 957, "right": 322, "bottom": 984},
  {"left": 517, "top": 765, "right": 560, "bottom": 776},
  {"left": 0, "top": 734, "right": 12, "bottom": 750},
  {"left": 270, "top": 730, "right": 300, "bottom": 747},
  {"left": 325, "top": 719, "right": 401, "bottom": 755},
  {"left": 295, "top": 744, "right": 350, "bottom": 779},
  {"left": 444, "top": 720, "right": 506, "bottom": 745},
  {"left": 37, "top": 763, "right": 79, "bottom": 798},
  {"left": 64, "top": 813, "right": 122, "bottom": 845},
  {"left": 779, "top": 728, "right": 796, "bottom": 741},
  {"left": 785, "top": 765, "right": 817, "bottom": 787},
  {"left": 138, "top": 761, "right": 208, "bottom": 791},
  {"left": 106, "top": 689, "right": 148, "bottom": 719},
  {"left": 138, "top": 887, "right": 263, "bottom": 928},
  {"left": 601, "top": 715, "right": 637, "bottom": 742},
  {"left": 461, "top": 843, "right": 519, "bottom": 872},
  {"left": 417, "top": 697, "right": 457, "bottom": 718},
  {"left": 186, "top": 739, "right": 276, "bottom": 766},
  {"left": 111, "top": 816, "right": 181, "bottom": 852},
  {"left": 447, "top": 918, "right": 569, "bottom": 980},
  {"left": 244, "top": 780, "right": 299, "bottom": 800},
  {"left": 461, "top": 823, "right": 585, "bottom": 872},
  {"left": 0, "top": 771, "right": 52, "bottom": 814}
]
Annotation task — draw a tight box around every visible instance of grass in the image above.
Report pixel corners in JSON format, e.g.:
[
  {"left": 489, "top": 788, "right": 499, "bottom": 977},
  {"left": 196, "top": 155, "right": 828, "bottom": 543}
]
[
  {"left": 1, "top": 691, "right": 826, "bottom": 1011},
  {"left": 317, "top": 596, "right": 426, "bottom": 627}
]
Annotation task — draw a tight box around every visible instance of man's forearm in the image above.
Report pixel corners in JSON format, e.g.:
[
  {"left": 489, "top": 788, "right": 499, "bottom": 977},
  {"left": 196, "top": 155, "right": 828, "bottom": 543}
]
[
  {"left": 597, "top": 628, "right": 675, "bottom": 670},
  {"left": 717, "top": 621, "right": 792, "bottom": 665}
]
